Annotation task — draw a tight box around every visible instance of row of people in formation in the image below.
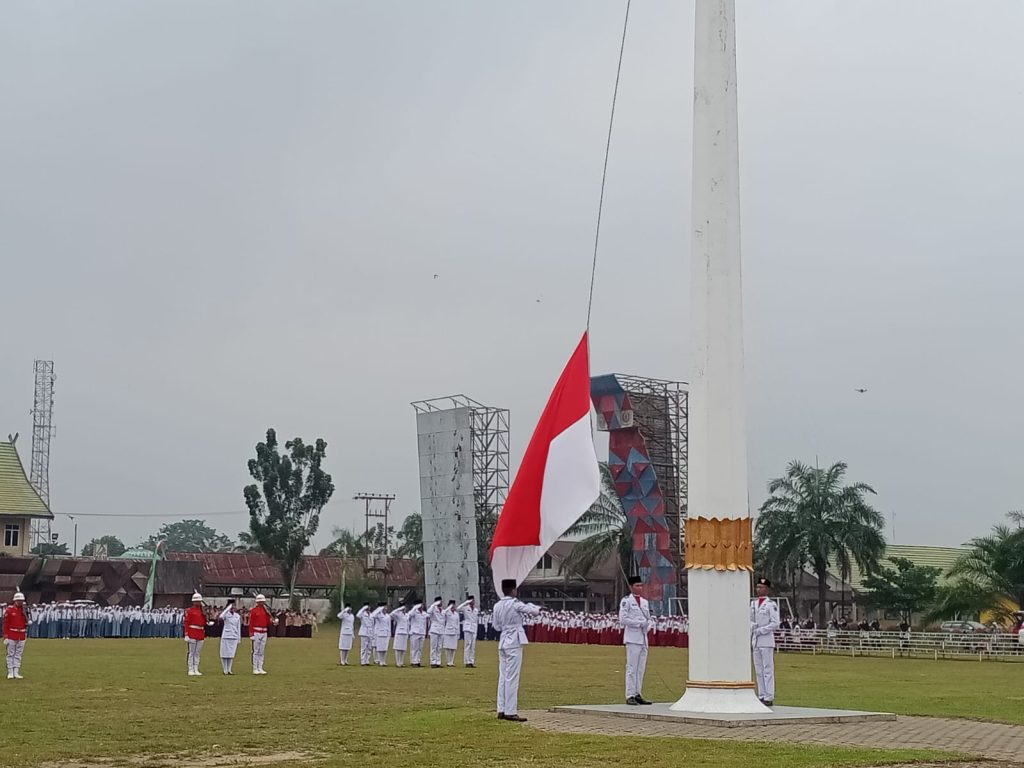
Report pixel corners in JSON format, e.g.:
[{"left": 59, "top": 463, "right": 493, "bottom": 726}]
[{"left": 336, "top": 596, "right": 480, "bottom": 667}]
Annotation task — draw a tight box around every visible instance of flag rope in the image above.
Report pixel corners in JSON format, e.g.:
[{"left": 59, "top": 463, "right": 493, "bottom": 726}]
[{"left": 586, "top": 0, "right": 633, "bottom": 331}]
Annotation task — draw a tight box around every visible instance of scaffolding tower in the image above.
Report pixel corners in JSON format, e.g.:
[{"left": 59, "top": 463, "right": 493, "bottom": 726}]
[
  {"left": 29, "top": 360, "right": 56, "bottom": 551},
  {"left": 610, "top": 374, "right": 689, "bottom": 569}
]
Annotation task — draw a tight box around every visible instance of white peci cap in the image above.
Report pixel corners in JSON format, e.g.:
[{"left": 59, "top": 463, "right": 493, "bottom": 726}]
[
  {"left": 191, "top": 593, "right": 204, "bottom": 602},
  {"left": 255, "top": 594, "right": 266, "bottom": 603},
  {"left": 13, "top": 592, "right": 25, "bottom": 601}
]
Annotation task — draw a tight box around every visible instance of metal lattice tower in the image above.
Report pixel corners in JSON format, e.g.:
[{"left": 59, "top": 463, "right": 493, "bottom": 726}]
[
  {"left": 29, "top": 360, "right": 56, "bottom": 550},
  {"left": 611, "top": 374, "right": 689, "bottom": 568}
]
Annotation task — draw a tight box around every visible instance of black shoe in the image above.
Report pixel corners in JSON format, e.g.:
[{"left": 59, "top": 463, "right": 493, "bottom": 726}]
[
  {"left": 764, "top": 700, "right": 774, "bottom": 707},
  {"left": 497, "top": 713, "right": 505, "bottom": 719},
  {"left": 503, "top": 714, "right": 527, "bottom": 722},
  {"left": 636, "top": 696, "right": 653, "bottom": 705},
  {"left": 466, "top": 664, "right": 475, "bottom": 668},
  {"left": 430, "top": 664, "right": 441, "bottom": 669},
  {"left": 626, "top": 696, "right": 639, "bottom": 706}
]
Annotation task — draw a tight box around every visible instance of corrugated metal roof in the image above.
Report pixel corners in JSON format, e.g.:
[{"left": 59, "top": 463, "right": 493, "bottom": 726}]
[
  {"left": 0, "top": 440, "right": 52, "bottom": 519},
  {"left": 847, "top": 544, "right": 966, "bottom": 590},
  {"left": 165, "top": 552, "right": 421, "bottom": 588}
]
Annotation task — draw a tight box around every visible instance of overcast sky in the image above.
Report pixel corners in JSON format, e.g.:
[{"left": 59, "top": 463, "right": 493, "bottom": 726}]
[{"left": 2, "top": 1, "right": 1021, "bottom": 554}]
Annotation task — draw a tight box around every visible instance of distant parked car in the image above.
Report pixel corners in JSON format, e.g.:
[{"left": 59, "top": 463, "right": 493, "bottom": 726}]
[{"left": 939, "top": 620, "right": 988, "bottom": 634}]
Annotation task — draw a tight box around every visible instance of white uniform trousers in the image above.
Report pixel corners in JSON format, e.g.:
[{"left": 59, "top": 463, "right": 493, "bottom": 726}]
[
  {"left": 463, "top": 630, "right": 477, "bottom": 665},
  {"left": 624, "top": 642, "right": 648, "bottom": 698},
  {"left": 752, "top": 647, "right": 775, "bottom": 701},
  {"left": 186, "top": 638, "right": 204, "bottom": 674},
  {"left": 410, "top": 634, "right": 425, "bottom": 665},
  {"left": 496, "top": 646, "right": 523, "bottom": 716},
  {"left": 251, "top": 632, "right": 268, "bottom": 672},
  {"left": 359, "top": 635, "right": 373, "bottom": 665},
  {"left": 5, "top": 639, "right": 25, "bottom": 674},
  {"left": 428, "top": 634, "right": 442, "bottom": 666}
]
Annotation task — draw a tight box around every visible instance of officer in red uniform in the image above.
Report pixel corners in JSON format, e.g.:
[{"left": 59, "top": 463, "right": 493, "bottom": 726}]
[
  {"left": 184, "top": 592, "right": 212, "bottom": 677},
  {"left": 4, "top": 591, "right": 29, "bottom": 680},
  {"left": 248, "top": 594, "right": 277, "bottom": 675}
]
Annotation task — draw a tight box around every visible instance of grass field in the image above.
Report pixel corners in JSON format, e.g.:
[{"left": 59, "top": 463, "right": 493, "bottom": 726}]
[{"left": 6, "top": 633, "right": 1016, "bottom": 768}]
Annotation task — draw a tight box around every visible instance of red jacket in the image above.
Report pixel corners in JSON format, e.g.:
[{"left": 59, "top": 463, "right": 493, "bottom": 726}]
[
  {"left": 249, "top": 604, "right": 274, "bottom": 634},
  {"left": 184, "top": 606, "right": 208, "bottom": 640},
  {"left": 3, "top": 604, "right": 28, "bottom": 641}
]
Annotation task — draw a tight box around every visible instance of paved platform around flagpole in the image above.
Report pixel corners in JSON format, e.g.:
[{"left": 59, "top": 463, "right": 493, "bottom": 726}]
[{"left": 548, "top": 703, "right": 896, "bottom": 729}]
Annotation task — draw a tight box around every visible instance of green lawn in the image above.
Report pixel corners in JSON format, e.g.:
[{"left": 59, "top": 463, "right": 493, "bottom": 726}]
[{"left": 5, "top": 634, "right": 1008, "bottom": 768}]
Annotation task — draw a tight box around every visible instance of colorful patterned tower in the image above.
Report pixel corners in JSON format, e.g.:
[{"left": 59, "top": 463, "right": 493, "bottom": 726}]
[{"left": 591, "top": 374, "right": 687, "bottom": 614}]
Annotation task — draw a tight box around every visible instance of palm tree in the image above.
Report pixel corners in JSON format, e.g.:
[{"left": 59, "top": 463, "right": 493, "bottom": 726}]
[
  {"left": 560, "top": 463, "right": 633, "bottom": 598},
  {"left": 757, "top": 460, "right": 886, "bottom": 628},
  {"left": 929, "top": 513, "right": 1024, "bottom": 624}
]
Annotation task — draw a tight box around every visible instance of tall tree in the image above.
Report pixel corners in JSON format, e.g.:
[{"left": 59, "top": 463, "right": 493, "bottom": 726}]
[
  {"left": 244, "top": 429, "right": 335, "bottom": 610},
  {"left": 395, "top": 513, "right": 423, "bottom": 560},
  {"left": 757, "top": 460, "right": 886, "bottom": 628},
  {"left": 81, "top": 535, "right": 126, "bottom": 558},
  {"left": 560, "top": 463, "right": 632, "bottom": 599},
  {"left": 929, "top": 512, "right": 1024, "bottom": 625},
  {"left": 30, "top": 542, "right": 69, "bottom": 556},
  {"left": 143, "top": 520, "right": 235, "bottom": 553},
  {"left": 860, "top": 556, "right": 940, "bottom": 624}
]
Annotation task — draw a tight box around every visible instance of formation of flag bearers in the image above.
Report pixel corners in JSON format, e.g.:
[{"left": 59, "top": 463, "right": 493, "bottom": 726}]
[{"left": 340, "top": 595, "right": 480, "bottom": 669}]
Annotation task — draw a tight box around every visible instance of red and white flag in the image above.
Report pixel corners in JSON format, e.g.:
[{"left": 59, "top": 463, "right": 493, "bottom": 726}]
[{"left": 490, "top": 332, "right": 600, "bottom": 592}]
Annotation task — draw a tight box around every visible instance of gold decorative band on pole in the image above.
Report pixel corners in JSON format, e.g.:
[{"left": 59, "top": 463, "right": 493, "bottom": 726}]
[
  {"left": 684, "top": 517, "right": 753, "bottom": 572},
  {"left": 684, "top": 680, "right": 757, "bottom": 690}
]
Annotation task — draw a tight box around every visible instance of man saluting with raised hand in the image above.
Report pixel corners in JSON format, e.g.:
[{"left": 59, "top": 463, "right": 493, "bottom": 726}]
[{"left": 619, "top": 575, "right": 653, "bottom": 705}]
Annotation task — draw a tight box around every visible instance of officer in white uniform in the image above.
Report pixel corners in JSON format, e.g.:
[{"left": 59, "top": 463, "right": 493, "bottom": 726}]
[
  {"left": 491, "top": 578, "right": 541, "bottom": 722},
  {"left": 336, "top": 606, "right": 355, "bottom": 665},
  {"left": 371, "top": 603, "right": 391, "bottom": 666},
  {"left": 619, "top": 575, "right": 654, "bottom": 705},
  {"left": 391, "top": 605, "right": 410, "bottom": 667},
  {"left": 356, "top": 604, "right": 374, "bottom": 666},
  {"left": 407, "top": 603, "right": 428, "bottom": 667},
  {"left": 442, "top": 600, "right": 460, "bottom": 667},
  {"left": 218, "top": 600, "right": 241, "bottom": 675},
  {"left": 750, "top": 577, "right": 780, "bottom": 706},
  {"left": 426, "top": 597, "right": 444, "bottom": 668},
  {"left": 457, "top": 596, "right": 479, "bottom": 667}
]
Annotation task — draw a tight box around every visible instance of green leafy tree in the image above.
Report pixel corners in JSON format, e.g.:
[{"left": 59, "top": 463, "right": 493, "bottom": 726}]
[
  {"left": 928, "top": 512, "right": 1024, "bottom": 625},
  {"left": 860, "top": 556, "right": 940, "bottom": 624},
  {"left": 81, "top": 536, "right": 126, "bottom": 558},
  {"left": 328, "top": 571, "right": 385, "bottom": 618},
  {"left": 244, "top": 429, "right": 335, "bottom": 610},
  {"left": 560, "top": 463, "right": 632, "bottom": 599},
  {"left": 757, "top": 460, "right": 886, "bottom": 628},
  {"left": 143, "top": 519, "right": 235, "bottom": 553},
  {"left": 234, "top": 530, "right": 262, "bottom": 553},
  {"left": 395, "top": 513, "right": 423, "bottom": 560},
  {"left": 30, "top": 542, "right": 69, "bottom": 556}
]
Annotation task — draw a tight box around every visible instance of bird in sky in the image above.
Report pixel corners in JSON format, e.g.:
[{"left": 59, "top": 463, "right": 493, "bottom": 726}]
[
  {"left": 854, "top": 388, "right": 868, "bottom": 394},
  {"left": 433, "top": 274, "right": 439, "bottom": 280}
]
